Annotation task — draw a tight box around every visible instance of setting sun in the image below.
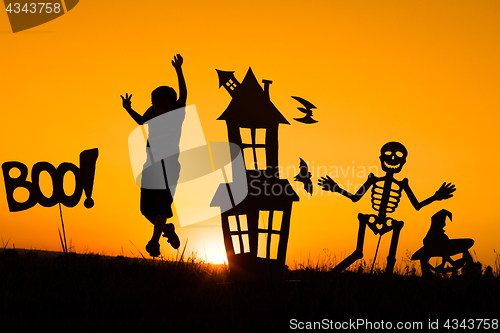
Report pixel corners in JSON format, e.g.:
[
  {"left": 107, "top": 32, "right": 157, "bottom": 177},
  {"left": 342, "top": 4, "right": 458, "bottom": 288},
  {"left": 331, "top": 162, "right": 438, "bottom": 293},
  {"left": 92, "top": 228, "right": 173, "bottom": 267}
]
[{"left": 209, "top": 251, "right": 227, "bottom": 265}]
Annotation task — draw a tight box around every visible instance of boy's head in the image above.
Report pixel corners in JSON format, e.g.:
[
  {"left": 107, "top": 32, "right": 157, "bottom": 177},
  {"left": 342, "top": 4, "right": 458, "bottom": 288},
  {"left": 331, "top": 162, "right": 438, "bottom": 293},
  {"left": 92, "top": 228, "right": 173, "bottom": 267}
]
[{"left": 151, "top": 86, "right": 177, "bottom": 115}]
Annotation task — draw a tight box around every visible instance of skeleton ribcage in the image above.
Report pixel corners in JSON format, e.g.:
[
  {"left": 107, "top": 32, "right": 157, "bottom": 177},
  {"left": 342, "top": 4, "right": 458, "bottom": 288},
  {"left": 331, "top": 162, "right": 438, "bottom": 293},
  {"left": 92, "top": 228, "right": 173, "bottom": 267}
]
[{"left": 371, "top": 180, "right": 403, "bottom": 214}]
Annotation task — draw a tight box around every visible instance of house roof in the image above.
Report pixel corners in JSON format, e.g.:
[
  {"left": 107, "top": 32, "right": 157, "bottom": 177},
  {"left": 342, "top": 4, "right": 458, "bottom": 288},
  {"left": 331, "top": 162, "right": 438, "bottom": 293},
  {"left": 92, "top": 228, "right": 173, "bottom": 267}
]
[
  {"left": 217, "top": 68, "right": 290, "bottom": 127},
  {"left": 210, "top": 178, "right": 299, "bottom": 212},
  {"left": 216, "top": 69, "right": 237, "bottom": 88}
]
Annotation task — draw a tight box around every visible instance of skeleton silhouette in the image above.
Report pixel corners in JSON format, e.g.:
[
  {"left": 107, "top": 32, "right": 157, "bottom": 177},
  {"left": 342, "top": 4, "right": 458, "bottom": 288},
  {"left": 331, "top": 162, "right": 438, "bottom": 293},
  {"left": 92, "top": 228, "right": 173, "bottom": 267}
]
[{"left": 319, "top": 142, "right": 456, "bottom": 274}]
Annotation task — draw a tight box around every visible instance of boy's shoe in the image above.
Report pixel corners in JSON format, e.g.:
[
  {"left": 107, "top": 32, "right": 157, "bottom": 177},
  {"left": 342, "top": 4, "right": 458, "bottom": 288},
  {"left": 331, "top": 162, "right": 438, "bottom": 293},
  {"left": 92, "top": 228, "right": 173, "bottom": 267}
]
[
  {"left": 146, "top": 241, "right": 160, "bottom": 257},
  {"left": 163, "top": 223, "right": 180, "bottom": 250}
]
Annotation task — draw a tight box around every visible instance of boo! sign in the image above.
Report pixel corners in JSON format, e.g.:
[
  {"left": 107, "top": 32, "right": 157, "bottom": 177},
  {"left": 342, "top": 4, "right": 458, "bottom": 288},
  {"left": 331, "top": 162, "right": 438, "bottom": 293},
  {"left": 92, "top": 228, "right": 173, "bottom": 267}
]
[{"left": 2, "top": 148, "right": 98, "bottom": 212}]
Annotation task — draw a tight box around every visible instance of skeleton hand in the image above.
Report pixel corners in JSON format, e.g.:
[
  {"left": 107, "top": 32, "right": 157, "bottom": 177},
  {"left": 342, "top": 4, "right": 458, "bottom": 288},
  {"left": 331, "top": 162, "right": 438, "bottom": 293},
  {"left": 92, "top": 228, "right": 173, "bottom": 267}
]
[
  {"left": 434, "top": 182, "right": 456, "bottom": 201},
  {"left": 318, "top": 175, "right": 340, "bottom": 192}
]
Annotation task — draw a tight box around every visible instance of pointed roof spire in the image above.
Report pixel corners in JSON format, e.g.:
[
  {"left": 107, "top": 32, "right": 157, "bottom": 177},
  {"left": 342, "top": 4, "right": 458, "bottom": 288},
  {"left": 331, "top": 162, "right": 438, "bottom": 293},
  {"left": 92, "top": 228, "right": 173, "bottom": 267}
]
[
  {"left": 216, "top": 69, "right": 240, "bottom": 97},
  {"left": 217, "top": 67, "right": 289, "bottom": 126}
]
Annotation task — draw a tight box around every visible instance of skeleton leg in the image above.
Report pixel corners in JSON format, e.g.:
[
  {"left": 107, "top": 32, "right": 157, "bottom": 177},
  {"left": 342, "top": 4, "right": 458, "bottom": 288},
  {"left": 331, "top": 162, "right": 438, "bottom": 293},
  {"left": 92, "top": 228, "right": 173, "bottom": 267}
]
[
  {"left": 333, "top": 213, "right": 369, "bottom": 273},
  {"left": 385, "top": 219, "right": 404, "bottom": 274}
]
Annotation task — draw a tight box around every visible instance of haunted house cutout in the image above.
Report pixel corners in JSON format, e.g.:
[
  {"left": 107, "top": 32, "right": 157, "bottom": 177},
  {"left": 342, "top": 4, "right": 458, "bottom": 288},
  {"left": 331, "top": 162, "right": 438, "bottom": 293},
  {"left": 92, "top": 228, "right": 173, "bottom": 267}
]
[{"left": 212, "top": 68, "right": 299, "bottom": 282}]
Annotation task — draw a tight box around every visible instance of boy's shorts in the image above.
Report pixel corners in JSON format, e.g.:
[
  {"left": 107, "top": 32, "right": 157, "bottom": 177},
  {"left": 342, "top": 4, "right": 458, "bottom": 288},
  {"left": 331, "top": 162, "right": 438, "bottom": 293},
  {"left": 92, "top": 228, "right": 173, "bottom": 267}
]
[{"left": 140, "top": 188, "right": 174, "bottom": 224}]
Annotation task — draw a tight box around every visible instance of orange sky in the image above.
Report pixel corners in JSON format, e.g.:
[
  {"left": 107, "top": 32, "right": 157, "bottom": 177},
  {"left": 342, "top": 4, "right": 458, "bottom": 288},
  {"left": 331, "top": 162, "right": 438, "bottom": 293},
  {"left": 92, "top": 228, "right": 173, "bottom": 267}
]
[{"left": 1, "top": 1, "right": 499, "bottom": 270}]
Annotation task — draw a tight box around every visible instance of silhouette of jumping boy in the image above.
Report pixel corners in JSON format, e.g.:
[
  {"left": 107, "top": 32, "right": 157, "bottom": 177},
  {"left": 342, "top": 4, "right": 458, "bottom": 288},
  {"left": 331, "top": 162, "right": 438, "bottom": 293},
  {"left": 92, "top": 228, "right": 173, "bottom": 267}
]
[{"left": 121, "top": 54, "right": 186, "bottom": 257}]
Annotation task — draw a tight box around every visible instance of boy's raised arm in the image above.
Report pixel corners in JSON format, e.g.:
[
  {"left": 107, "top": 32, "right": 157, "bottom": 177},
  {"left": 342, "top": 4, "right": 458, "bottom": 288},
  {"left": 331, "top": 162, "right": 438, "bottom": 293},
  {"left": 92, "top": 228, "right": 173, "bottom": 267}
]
[
  {"left": 172, "top": 54, "right": 187, "bottom": 107},
  {"left": 121, "top": 93, "right": 144, "bottom": 125}
]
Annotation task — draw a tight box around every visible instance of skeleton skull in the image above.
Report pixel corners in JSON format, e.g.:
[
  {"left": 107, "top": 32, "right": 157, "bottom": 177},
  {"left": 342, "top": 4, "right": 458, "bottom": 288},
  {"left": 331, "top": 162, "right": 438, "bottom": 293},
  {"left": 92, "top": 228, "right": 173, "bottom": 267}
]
[{"left": 379, "top": 142, "right": 407, "bottom": 173}]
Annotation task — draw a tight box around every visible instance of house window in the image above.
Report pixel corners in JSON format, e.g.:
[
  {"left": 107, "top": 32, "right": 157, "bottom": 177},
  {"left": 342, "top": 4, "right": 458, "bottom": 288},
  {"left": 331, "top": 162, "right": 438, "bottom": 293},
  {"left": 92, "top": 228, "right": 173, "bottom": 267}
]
[
  {"left": 232, "top": 234, "right": 249, "bottom": 254},
  {"left": 228, "top": 215, "right": 250, "bottom": 254},
  {"left": 240, "top": 128, "right": 252, "bottom": 145},
  {"left": 239, "top": 127, "right": 267, "bottom": 170},
  {"left": 226, "top": 79, "right": 238, "bottom": 91},
  {"left": 255, "top": 128, "right": 266, "bottom": 144},
  {"left": 257, "top": 210, "right": 283, "bottom": 260},
  {"left": 243, "top": 148, "right": 266, "bottom": 170},
  {"left": 272, "top": 211, "right": 283, "bottom": 231}
]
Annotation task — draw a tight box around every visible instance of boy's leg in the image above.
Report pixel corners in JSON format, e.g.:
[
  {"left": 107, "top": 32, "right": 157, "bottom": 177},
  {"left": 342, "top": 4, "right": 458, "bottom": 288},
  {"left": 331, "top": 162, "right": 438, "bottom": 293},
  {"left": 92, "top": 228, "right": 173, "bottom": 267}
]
[
  {"left": 145, "top": 188, "right": 179, "bottom": 256},
  {"left": 150, "top": 214, "right": 168, "bottom": 244},
  {"left": 162, "top": 223, "right": 180, "bottom": 249},
  {"left": 146, "top": 214, "right": 167, "bottom": 257},
  {"left": 146, "top": 215, "right": 180, "bottom": 255}
]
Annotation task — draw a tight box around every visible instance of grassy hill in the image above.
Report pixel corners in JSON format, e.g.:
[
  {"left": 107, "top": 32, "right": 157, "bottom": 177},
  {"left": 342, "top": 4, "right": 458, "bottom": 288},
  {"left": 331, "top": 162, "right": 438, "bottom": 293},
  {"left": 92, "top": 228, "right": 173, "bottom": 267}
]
[{"left": 1, "top": 249, "right": 499, "bottom": 332}]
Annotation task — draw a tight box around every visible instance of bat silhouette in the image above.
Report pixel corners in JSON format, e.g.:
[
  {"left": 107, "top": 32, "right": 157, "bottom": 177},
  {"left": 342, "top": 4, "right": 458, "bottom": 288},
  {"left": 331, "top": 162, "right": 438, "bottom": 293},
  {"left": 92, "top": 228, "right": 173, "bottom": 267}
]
[
  {"left": 294, "top": 158, "right": 313, "bottom": 195},
  {"left": 292, "top": 96, "right": 318, "bottom": 124}
]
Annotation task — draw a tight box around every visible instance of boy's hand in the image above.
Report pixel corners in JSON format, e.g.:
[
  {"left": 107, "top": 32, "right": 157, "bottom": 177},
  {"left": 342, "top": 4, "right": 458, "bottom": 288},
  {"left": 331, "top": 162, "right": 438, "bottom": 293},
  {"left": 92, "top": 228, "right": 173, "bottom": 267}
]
[
  {"left": 172, "top": 54, "right": 183, "bottom": 70},
  {"left": 121, "top": 93, "right": 132, "bottom": 110}
]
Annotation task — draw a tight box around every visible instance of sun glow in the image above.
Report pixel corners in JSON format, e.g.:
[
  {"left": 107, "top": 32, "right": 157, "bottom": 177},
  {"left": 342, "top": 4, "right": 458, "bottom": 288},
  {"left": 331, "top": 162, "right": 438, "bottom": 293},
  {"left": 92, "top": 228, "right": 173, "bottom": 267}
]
[{"left": 209, "top": 251, "right": 227, "bottom": 265}]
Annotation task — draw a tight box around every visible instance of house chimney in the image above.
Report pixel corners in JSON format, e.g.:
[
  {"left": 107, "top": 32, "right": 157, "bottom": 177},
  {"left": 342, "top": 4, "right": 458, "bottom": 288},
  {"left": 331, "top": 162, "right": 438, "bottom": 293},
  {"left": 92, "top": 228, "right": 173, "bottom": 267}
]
[{"left": 262, "top": 79, "right": 272, "bottom": 97}]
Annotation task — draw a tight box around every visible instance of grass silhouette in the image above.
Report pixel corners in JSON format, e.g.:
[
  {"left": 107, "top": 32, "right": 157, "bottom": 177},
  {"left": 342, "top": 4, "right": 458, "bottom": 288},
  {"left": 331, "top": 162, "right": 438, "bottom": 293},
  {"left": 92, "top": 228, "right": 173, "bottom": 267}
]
[{"left": 0, "top": 247, "right": 499, "bottom": 332}]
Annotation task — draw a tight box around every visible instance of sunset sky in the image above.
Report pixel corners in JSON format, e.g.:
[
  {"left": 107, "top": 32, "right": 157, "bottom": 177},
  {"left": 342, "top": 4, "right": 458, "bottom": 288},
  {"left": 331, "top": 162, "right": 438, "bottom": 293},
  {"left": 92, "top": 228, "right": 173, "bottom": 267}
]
[{"left": 1, "top": 0, "right": 499, "bottom": 270}]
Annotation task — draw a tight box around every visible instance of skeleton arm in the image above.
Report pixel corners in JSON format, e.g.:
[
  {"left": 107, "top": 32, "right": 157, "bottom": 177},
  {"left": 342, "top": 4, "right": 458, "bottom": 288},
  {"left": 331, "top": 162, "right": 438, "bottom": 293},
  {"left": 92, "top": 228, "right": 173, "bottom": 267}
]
[
  {"left": 402, "top": 179, "right": 456, "bottom": 211},
  {"left": 318, "top": 173, "right": 376, "bottom": 202}
]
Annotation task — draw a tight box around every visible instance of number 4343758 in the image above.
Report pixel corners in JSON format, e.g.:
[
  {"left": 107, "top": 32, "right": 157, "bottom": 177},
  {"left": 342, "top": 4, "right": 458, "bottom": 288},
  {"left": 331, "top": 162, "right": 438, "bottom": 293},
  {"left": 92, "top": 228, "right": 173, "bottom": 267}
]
[
  {"left": 444, "top": 319, "right": 498, "bottom": 330},
  {"left": 5, "top": 3, "right": 62, "bottom": 14}
]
